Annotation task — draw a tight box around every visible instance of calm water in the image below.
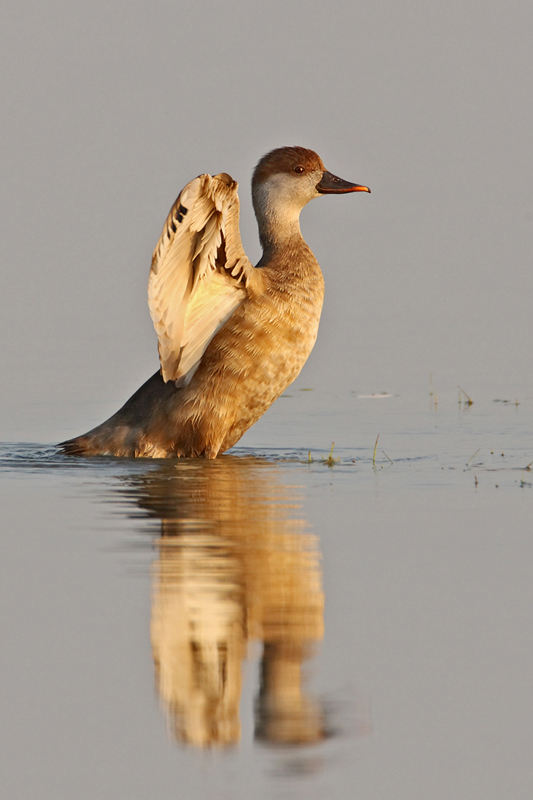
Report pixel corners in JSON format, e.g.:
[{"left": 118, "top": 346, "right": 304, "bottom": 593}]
[{"left": 1, "top": 390, "right": 532, "bottom": 799}]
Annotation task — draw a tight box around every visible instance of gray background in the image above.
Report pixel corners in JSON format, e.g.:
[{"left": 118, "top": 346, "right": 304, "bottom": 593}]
[
  {"left": 1, "top": 4, "right": 533, "bottom": 797},
  {"left": 1, "top": 0, "right": 532, "bottom": 440}
]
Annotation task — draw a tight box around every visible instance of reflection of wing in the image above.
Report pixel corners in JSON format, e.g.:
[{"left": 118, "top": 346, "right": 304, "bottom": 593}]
[{"left": 148, "top": 173, "right": 253, "bottom": 386}]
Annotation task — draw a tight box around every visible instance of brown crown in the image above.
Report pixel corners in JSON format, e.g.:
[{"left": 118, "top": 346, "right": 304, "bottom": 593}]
[{"left": 252, "top": 146, "right": 325, "bottom": 187}]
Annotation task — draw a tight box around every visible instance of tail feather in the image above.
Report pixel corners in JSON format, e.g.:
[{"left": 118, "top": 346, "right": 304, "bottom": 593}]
[{"left": 58, "top": 370, "right": 178, "bottom": 457}]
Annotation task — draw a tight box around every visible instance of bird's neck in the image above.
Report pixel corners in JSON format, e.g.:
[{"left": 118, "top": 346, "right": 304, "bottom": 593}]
[{"left": 253, "top": 185, "right": 306, "bottom": 255}]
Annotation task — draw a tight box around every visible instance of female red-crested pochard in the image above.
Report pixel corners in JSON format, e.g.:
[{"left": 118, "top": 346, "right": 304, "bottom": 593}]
[{"left": 60, "top": 146, "right": 370, "bottom": 458}]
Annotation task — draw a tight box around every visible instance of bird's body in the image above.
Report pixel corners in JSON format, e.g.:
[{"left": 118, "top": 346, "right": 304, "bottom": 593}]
[{"left": 60, "top": 147, "right": 369, "bottom": 458}]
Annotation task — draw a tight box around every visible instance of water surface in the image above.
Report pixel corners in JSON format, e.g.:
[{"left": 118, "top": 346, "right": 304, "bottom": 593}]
[{"left": 1, "top": 391, "right": 532, "bottom": 799}]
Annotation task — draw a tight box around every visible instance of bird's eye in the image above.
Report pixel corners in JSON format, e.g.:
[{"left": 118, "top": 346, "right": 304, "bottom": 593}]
[{"left": 293, "top": 165, "right": 305, "bottom": 174}]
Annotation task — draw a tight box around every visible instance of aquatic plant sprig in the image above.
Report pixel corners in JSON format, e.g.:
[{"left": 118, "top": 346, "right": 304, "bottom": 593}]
[
  {"left": 372, "top": 434, "right": 380, "bottom": 468},
  {"left": 321, "top": 442, "right": 340, "bottom": 467},
  {"left": 458, "top": 386, "right": 473, "bottom": 406},
  {"left": 466, "top": 448, "right": 480, "bottom": 466},
  {"left": 305, "top": 443, "right": 341, "bottom": 466}
]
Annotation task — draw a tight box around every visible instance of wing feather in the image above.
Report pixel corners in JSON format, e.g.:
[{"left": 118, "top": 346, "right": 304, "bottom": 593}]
[{"left": 148, "top": 172, "right": 253, "bottom": 384}]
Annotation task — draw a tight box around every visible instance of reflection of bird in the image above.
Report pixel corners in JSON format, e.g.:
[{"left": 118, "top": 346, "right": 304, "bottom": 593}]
[
  {"left": 126, "top": 457, "right": 325, "bottom": 747},
  {"left": 61, "top": 147, "right": 370, "bottom": 458}
]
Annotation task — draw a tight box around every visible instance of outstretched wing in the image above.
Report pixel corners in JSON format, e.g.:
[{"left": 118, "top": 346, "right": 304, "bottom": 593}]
[{"left": 148, "top": 172, "right": 253, "bottom": 386}]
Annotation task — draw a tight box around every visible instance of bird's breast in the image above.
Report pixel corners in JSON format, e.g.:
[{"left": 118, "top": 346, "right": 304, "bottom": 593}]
[{"left": 208, "top": 261, "right": 325, "bottom": 395}]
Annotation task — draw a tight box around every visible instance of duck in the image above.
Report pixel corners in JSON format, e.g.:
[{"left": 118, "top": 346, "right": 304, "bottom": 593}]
[{"left": 60, "top": 146, "right": 370, "bottom": 458}]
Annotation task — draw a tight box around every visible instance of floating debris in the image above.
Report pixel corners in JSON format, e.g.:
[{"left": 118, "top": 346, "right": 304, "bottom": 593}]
[{"left": 356, "top": 393, "right": 393, "bottom": 399}]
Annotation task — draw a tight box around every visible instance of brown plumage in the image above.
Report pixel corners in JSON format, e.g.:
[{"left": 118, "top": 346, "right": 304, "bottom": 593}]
[{"left": 60, "top": 146, "right": 370, "bottom": 458}]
